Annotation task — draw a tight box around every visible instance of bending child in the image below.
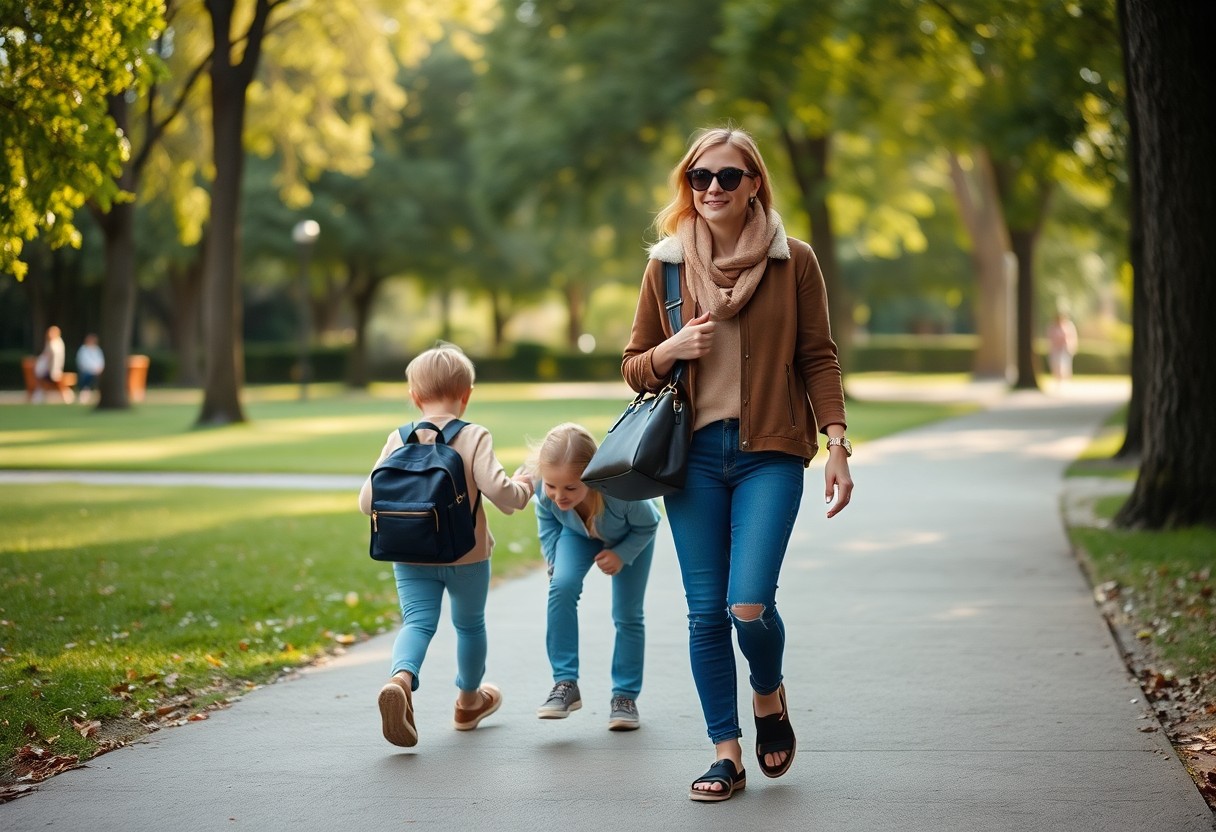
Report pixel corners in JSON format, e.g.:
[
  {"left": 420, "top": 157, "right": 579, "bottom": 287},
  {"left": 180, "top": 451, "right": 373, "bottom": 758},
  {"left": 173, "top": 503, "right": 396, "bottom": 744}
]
[
  {"left": 532, "top": 422, "right": 660, "bottom": 730},
  {"left": 358, "top": 343, "right": 534, "bottom": 748}
]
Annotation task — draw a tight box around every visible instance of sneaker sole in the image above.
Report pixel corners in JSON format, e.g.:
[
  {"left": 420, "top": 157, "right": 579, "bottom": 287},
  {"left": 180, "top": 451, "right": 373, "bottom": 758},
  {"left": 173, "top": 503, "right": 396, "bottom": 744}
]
[
  {"left": 608, "top": 718, "right": 640, "bottom": 731},
  {"left": 453, "top": 683, "right": 502, "bottom": 731},
  {"left": 378, "top": 683, "right": 418, "bottom": 747},
  {"left": 536, "top": 700, "right": 582, "bottom": 719}
]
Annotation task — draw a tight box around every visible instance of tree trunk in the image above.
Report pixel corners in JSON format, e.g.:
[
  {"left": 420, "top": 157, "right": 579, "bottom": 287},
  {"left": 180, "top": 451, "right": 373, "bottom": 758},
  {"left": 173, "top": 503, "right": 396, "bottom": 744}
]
[
  {"left": 1008, "top": 228, "right": 1041, "bottom": 390},
  {"left": 1114, "top": 0, "right": 1144, "bottom": 460},
  {"left": 197, "top": 65, "right": 247, "bottom": 425},
  {"left": 490, "top": 287, "right": 510, "bottom": 353},
  {"left": 93, "top": 94, "right": 138, "bottom": 410},
  {"left": 169, "top": 249, "right": 206, "bottom": 388},
  {"left": 1115, "top": 0, "right": 1216, "bottom": 529},
  {"left": 949, "top": 151, "right": 1013, "bottom": 379},
  {"left": 344, "top": 261, "right": 379, "bottom": 389},
  {"left": 196, "top": 0, "right": 273, "bottom": 425},
  {"left": 779, "top": 127, "right": 852, "bottom": 368},
  {"left": 991, "top": 159, "right": 1052, "bottom": 392},
  {"left": 564, "top": 281, "right": 583, "bottom": 350}
]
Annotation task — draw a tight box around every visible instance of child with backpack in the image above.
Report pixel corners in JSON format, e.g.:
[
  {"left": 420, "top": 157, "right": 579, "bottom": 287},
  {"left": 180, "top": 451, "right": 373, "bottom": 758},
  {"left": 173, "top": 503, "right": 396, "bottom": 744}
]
[
  {"left": 358, "top": 343, "right": 534, "bottom": 748},
  {"left": 531, "top": 423, "right": 660, "bottom": 730}
]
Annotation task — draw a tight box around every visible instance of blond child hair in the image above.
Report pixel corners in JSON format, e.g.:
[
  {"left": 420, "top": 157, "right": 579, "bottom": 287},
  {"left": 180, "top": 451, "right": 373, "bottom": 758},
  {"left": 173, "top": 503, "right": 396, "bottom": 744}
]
[
  {"left": 534, "top": 422, "right": 604, "bottom": 538},
  {"left": 406, "top": 342, "right": 475, "bottom": 403}
]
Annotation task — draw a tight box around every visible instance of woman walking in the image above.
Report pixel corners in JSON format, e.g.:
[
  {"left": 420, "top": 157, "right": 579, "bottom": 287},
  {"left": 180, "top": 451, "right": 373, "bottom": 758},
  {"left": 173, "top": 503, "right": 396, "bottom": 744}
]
[{"left": 622, "top": 125, "right": 853, "bottom": 802}]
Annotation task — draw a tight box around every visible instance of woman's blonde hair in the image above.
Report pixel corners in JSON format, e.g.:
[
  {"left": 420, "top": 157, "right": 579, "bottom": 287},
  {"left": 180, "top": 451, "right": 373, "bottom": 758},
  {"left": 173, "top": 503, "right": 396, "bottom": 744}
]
[
  {"left": 653, "top": 125, "right": 775, "bottom": 238},
  {"left": 534, "top": 422, "right": 604, "bottom": 536},
  {"left": 406, "top": 341, "right": 475, "bottom": 403}
]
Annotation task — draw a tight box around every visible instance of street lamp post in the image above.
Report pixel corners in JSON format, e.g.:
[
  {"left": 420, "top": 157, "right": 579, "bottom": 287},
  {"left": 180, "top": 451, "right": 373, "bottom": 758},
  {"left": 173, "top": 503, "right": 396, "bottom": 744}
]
[{"left": 292, "top": 220, "right": 320, "bottom": 402}]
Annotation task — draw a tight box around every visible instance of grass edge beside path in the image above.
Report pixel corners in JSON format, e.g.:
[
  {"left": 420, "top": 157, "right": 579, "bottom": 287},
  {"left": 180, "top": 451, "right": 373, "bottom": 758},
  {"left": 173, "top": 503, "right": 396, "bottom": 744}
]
[{"left": 1063, "top": 426, "right": 1216, "bottom": 811}]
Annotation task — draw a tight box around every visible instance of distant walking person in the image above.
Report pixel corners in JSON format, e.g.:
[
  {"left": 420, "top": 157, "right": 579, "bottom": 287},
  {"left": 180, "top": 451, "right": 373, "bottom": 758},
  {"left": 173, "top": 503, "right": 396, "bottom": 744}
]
[
  {"left": 1046, "top": 311, "right": 1079, "bottom": 386},
  {"left": 76, "top": 334, "right": 105, "bottom": 404},
  {"left": 531, "top": 423, "right": 659, "bottom": 731},
  {"left": 32, "top": 325, "right": 68, "bottom": 403},
  {"left": 358, "top": 342, "right": 534, "bottom": 748},
  {"left": 622, "top": 125, "right": 853, "bottom": 802}
]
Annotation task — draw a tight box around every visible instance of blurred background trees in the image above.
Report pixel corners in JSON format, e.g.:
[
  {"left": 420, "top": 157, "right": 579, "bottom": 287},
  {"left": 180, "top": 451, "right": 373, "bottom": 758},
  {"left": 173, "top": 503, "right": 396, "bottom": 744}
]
[{"left": 0, "top": 2, "right": 1144, "bottom": 411}]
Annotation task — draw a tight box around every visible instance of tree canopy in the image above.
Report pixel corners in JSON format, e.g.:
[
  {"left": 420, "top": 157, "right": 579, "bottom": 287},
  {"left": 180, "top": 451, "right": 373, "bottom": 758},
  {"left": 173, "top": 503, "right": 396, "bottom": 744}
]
[{"left": 0, "top": 0, "right": 165, "bottom": 278}]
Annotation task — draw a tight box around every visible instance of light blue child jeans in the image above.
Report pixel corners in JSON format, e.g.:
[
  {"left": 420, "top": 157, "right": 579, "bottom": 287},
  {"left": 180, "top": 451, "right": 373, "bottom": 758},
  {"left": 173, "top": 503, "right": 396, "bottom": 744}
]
[
  {"left": 546, "top": 533, "right": 654, "bottom": 699},
  {"left": 390, "top": 560, "right": 491, "bottom": 692}
]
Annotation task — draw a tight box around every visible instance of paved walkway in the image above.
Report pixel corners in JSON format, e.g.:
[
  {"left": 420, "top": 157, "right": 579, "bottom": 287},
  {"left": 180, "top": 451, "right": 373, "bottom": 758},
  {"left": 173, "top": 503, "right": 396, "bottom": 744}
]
[{"left": 3, "top": 381, "right": 1212, "bottom": 831}]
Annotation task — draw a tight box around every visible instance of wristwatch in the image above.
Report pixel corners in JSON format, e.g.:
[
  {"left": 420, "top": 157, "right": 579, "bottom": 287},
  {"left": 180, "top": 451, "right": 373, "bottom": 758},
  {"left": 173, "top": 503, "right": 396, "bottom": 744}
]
[{"left": 826, "top": 436, "right": 852, "bottom": 457}]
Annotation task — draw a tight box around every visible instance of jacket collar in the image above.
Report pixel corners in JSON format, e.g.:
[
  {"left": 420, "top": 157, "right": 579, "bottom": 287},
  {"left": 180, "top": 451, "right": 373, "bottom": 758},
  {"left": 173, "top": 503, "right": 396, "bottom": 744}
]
[{"left": 647, "top": 215, "right": 791, "bottom": 263}]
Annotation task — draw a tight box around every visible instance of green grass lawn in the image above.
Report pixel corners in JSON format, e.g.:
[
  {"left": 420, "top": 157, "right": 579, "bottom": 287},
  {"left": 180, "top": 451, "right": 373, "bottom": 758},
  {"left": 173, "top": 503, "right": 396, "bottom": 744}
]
[
  {"left": 1065, "top": 420, "right": 1215, "bottom": 705},
  {"left": 0, "top": 383, "right": 976, "bottom": 781}
]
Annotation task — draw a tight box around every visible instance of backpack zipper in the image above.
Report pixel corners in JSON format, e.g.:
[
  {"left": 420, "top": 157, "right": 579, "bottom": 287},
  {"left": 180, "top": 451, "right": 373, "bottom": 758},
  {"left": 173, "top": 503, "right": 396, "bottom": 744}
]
[{"left": 372, "top": 508, "right": 438, "bottom": 533}]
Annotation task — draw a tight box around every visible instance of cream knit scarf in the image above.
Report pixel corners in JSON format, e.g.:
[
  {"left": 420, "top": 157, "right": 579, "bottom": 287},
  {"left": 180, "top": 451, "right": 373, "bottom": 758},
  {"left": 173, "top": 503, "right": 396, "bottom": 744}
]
[{"left": 677, "top": 207, "right": 781, "bottom": 320}]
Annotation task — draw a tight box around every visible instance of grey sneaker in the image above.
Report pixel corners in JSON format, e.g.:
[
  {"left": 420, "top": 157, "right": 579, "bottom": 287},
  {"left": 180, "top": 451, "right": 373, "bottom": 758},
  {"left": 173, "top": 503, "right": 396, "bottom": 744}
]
[
  {"left": 537, "top": 681, "right": 582, "bottom": 718},
  {"left": 608, "top": 695, "right": 640, "bottom": 731}
]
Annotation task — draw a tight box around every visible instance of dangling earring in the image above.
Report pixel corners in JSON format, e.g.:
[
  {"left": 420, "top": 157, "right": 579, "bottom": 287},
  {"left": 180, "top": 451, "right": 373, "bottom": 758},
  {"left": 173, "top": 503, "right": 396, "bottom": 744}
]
[{"left": 748, "top": 195, "right": 756, "bottom": 207}]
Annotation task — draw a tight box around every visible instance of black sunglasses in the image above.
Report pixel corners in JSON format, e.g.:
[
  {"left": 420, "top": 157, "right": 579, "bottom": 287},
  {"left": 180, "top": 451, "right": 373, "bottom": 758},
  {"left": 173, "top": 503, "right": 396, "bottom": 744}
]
[{"left": 685, "top": 167, "right": 758, "bottom": 192}]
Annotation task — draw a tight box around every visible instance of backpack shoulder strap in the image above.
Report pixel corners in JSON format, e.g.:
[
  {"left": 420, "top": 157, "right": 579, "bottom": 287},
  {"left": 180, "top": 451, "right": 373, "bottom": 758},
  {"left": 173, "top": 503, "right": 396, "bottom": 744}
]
[{"left": 400, "top": 419, "right": 469, "bottom": 445}]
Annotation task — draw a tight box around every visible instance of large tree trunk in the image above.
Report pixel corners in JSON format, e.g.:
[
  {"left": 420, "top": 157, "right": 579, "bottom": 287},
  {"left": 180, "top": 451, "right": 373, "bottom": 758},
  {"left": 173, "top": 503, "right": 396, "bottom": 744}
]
[
  {"left": 949, "top": 150, "right": 1013, "bottom": 379},
  {"left": 93, "top": 94, "right": 138, "bottom": 410},
  {"left": 196, "top": 0, "right": 273, "bottom": 426},
  {"left": 197, "top": 66, "right": 247, "bottom": 425},
  {"left": 1008, "top": 227, "right": 1041, "bottom": 390},
  {"left": 779, "top": 127, "right": 852, "bottom": 367},
  {"left": 991, "top": 160, "right": 1052, "bottom": 392},
  {"left": 1115, "top": 1, "right": 1216, "bottom": 529},
  {"left": 1114, "top": 0, "right": 1144, "bottom": 460}
]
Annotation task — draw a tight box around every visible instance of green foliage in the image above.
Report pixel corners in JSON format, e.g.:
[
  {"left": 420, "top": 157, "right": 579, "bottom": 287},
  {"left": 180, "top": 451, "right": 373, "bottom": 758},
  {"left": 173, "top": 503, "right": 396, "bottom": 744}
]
[{"left": 0, "top": 0, "right": 165, "bottom": 278}]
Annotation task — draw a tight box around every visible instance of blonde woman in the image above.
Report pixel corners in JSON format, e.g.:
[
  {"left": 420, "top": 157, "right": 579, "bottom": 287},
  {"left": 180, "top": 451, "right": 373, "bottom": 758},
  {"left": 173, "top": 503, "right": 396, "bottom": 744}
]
[{"left": 622, "top": 126, "right": 853, "bottom": 801}]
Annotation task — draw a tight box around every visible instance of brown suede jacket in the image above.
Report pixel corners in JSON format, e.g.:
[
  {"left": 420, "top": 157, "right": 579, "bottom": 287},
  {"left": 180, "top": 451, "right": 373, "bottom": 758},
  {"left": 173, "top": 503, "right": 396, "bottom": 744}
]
[{"left": 622, "top": 233, "right": 846, "bottom": 465}]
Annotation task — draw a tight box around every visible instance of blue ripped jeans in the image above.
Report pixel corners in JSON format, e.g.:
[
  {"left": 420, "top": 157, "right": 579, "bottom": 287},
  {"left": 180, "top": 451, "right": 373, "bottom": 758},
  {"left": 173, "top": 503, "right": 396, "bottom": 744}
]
[{"left": 663, "top": 419, "right": 805, "bottom": 744}]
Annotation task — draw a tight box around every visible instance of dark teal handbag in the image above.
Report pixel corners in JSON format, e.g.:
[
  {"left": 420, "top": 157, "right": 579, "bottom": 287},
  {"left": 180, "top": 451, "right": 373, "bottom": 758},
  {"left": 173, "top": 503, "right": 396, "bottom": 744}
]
[{"left": 581, "top": 262, "right": 691, "bottom": 500}]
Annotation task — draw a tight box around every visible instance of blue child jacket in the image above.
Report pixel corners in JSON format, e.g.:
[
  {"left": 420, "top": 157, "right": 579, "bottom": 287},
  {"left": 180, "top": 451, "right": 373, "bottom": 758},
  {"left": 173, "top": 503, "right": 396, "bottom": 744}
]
[{"left": 534, "top": 487, "right": 660, "bottom": 566}]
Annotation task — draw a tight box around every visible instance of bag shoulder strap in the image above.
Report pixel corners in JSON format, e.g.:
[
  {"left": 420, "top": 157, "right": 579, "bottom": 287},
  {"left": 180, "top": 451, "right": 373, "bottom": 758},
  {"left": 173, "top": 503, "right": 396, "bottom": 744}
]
[
  {"left": 396, "top": 420, "right": 481, "bottom": 518},
  {"left": 663, "top": 262, "right": 686, "bottom": 383},
  {"left": 399, "top": 419, "right": 469, "bottom": 446}
]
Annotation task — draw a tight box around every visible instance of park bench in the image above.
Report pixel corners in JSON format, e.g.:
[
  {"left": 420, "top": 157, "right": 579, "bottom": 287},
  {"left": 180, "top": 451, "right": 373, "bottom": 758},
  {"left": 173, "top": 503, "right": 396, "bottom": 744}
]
[
  {"left": 21, "top": 354, "right": 151, "bottom": 403},
  {"left": 21, "top": 356, "right": 76, "bottom": 403}
]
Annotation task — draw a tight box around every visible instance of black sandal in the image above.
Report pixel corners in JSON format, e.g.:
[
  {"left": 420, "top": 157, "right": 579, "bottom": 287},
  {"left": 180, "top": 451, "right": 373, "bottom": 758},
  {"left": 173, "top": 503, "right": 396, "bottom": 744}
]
[
  {"left": 754, "top": 683, "right": 796, "bottom": 778},
  {"left": 689, "top": 758, "right": 747, "bottom": 802}
]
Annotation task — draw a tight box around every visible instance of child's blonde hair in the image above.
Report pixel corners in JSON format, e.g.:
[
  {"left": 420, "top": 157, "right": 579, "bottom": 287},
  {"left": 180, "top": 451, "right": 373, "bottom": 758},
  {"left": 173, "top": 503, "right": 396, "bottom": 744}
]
[
  {"left": 535, "top": 422, "right": 604, "bottom": 537},
  {"left": 406, "top": 342, "right": 475, "bottom": 404}
]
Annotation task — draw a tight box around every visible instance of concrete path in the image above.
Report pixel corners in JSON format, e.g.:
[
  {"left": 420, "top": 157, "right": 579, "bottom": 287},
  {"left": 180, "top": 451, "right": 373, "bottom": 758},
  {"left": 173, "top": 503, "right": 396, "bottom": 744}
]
[{"left": 3, "top": 383, "right": 1212, "bottom": 831}]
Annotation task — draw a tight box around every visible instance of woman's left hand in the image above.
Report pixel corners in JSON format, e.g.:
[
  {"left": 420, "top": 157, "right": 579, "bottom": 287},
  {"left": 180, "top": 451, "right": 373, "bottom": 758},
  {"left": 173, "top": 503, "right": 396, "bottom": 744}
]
[
  {"left": 824, "top": 455, "right": 853, "bottom": 518},
  {"left": 595, "top": 549, "right": 624, "bottom": 575}
]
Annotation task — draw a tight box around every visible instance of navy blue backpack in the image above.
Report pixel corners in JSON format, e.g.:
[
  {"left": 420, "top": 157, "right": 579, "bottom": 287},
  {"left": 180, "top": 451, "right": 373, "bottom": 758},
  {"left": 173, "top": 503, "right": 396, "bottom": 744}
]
[{"left": 368, "top": 420, "right": 481, "bottom": 563}]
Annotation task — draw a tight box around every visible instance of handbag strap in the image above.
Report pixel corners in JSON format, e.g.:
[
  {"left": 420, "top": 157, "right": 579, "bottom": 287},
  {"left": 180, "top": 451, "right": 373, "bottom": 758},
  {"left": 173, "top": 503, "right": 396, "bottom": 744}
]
[{"left": 663, "top": 262, "right": 685, "bottom": 384}]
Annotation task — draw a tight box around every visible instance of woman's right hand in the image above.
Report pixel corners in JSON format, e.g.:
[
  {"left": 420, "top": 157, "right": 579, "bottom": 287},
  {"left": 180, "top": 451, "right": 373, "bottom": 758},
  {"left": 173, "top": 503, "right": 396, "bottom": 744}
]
[{"left": 653, "top": 312, "right": 715, "bottom": 377}]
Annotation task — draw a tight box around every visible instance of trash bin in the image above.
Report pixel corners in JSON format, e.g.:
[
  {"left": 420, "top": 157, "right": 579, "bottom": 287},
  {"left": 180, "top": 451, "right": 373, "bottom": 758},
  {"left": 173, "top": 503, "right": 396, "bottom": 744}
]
[{"left": 127, "top": 355, "right": 150, "bottom": 402}]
